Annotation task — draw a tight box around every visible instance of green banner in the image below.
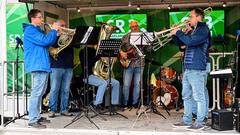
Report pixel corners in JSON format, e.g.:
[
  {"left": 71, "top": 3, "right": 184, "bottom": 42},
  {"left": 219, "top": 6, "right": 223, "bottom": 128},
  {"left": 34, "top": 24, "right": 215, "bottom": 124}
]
[
  {"left": 169, "top": 10, "right": 224, "bottom": 37},
  {"left": 96, "top": 14, "right": 147, "bottom": 39},
  {"left": 6, "top": 3, "right": 32, "bottom": 93}
]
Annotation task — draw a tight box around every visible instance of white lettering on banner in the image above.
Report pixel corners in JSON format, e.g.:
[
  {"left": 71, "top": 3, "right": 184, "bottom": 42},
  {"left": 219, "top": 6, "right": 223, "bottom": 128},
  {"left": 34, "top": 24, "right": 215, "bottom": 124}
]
[
  {"left": 107, "top": 19, "right": 125, "bottom": 33},
  {"left": 9, "top": 34, "right": 24, "bottom": 48},
  {"left": 116, "top": 20, "right": 125, "bottom": 33},
  {"left": 205, "top": 16, "right": 213, "bottom": 29},
  {"left": 180, "top": 16, "right": 213, "bottom": 35}
]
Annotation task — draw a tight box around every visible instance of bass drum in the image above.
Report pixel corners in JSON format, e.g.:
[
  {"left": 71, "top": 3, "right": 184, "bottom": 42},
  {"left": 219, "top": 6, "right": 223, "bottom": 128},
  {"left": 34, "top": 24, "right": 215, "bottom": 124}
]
[{"left": 152, "top": 84, "right": 179, "bottom": 108}]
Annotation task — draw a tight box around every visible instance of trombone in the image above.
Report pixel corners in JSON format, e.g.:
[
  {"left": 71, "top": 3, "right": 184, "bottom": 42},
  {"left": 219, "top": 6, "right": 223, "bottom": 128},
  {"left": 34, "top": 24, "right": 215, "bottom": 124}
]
[{"left": 152, "top": 7, "right": 212, "bottom": 51}]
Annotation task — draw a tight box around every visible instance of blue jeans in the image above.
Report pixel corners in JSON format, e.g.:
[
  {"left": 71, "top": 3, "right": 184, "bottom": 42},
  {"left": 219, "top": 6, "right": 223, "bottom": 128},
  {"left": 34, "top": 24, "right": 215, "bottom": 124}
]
[
  {"left": 182, "top": 69, "right": 206, "bottom": 126},
  {"left": 49, "top": 68, "right": 73, "bottom": 113},
  {"left": 28, "top": 71, "right": 49, "bottom": 124},
  {"left": 192, "top": 63, "right": 211, "bottom": 118},
  {"left": 122, "top": 66, "right": 142, "bottom": 105},
  {"left": 87, "top": 74, "right": 119, "bottom": 105}
]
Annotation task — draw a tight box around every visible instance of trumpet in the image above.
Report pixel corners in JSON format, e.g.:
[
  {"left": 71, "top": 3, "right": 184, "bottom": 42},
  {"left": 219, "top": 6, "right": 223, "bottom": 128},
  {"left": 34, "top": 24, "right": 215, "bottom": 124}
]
[
  {"left": 152, "top": 7, "right": 212, "bottom": 51},
  {"left": 43, "top": 23, "right": 75, "bottom": 33},
  {"left": 44, "top": 23, "right": 76, "bottom": 60}
]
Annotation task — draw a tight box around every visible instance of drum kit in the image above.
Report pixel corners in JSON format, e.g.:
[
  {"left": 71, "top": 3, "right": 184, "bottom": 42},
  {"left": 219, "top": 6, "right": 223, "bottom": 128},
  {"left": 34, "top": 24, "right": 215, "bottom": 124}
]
[{"left": 151, "top": 67, "right": 179, "bottom": 109}]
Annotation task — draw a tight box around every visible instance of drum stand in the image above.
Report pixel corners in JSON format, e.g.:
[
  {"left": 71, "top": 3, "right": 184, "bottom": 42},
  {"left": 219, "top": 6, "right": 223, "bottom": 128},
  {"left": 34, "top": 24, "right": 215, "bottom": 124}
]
[{"left": 145, "top": 59, "right": 168, "bottom": 118}]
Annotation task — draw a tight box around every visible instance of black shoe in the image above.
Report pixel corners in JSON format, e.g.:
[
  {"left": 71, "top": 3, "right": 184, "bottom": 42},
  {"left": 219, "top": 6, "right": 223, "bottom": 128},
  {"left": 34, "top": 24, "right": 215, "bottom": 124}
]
[
  {"left": 133, "top": 103, "right": 139, "bottom": 109},
  {"left": 92, "top": 104, "right": 102, "bottom": 112},
  {"left": 192, "top": 113, "right": 197, "bottom": 120},
  {"left": 28, "top": 122, "right": 46, "bottom": 129},
  {"left": 111, "top": 105, "right": 120, "bottom": 112},
  {"left": 119, "top": 105, "right": 128, "bottom": 111},
  {"left": 38, "top": 117, "right": 51, "bottom": 123}
]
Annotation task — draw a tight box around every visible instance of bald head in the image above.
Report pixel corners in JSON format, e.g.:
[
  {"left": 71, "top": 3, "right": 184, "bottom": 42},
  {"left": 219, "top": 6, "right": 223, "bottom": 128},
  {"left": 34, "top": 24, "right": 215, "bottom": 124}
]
[
  {"left": 56, "top": 19, "right": 66, "bottom": 27},
  {"left": 130, "top": 20, "right": 139, "bottom": 32}
]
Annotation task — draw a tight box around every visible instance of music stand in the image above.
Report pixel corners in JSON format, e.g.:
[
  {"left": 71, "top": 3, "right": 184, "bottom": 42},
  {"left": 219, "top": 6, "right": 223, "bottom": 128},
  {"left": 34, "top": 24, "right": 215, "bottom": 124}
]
[
  {"left": 91, "top": 39, "right": 128, "bottom": 119},
  {"left": 64, "top": 26, "right": 106, "bottom": 129},
  {"left": 129, "top": 32, "right": 166, "bottom": 128}
]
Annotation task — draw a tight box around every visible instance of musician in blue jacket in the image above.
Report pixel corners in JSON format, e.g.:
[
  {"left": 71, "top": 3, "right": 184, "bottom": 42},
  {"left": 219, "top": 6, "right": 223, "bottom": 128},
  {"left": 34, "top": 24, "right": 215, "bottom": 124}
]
[
  {"left": 171, "top": 8, "right": 211, "bottom": 130},
  {"left": 23, "top": 9, "right": 60, "bottom": 128}
]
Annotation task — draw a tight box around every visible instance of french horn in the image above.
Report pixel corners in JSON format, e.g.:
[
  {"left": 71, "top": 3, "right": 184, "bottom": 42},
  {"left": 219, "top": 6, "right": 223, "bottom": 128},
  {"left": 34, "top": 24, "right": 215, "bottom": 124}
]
[{"left": 44, "top": 23, "right": 76, "bottom": 60}]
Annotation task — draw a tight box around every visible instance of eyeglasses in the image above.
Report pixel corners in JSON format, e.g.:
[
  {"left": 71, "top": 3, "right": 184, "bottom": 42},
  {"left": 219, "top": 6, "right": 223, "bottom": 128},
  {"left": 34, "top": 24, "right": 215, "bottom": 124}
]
[{"left": 34, "top": 16, "right": 43, "bottom": 19}]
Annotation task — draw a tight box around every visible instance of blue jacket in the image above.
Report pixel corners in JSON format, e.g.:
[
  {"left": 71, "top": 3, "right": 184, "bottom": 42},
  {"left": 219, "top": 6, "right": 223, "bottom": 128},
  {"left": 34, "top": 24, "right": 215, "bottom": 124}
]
[
  {"left": 174, "top": 22, "right": 211, "bottom": 70},
  {"left": 23, "top": 23, "right": 57, "bottom": 73}
]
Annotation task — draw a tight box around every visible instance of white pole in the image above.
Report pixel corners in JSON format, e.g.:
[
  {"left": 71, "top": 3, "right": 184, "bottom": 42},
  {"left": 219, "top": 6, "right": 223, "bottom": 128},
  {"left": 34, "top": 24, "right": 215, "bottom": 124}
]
[{"left": 0, "top": 0, "right": 7, "bottom": 127}]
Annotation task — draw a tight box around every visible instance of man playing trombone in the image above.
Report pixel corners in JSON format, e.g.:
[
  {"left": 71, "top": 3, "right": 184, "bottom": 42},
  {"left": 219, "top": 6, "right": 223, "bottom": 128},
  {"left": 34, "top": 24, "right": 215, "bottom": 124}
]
[{"left": 171, "top": 8, "right": 211, "bottom": 130}]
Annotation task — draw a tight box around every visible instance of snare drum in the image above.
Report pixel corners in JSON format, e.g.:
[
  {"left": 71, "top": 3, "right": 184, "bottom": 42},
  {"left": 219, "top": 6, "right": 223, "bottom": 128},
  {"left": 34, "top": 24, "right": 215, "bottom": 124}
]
[{"left": 161, "top": 67, "right": 176, "bottom": 83}]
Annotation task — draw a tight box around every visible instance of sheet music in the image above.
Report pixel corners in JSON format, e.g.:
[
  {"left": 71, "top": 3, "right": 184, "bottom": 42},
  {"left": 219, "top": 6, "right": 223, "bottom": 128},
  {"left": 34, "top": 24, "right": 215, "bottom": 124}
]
[
  {"left": 210, "top": 68, "right": 232, "bottom": 75},
  {"left": 130, "top": 32, "right": 154, "bottom": 46},
  {"left": 80, "top": 26, "right": 94, "bottom": 44}
]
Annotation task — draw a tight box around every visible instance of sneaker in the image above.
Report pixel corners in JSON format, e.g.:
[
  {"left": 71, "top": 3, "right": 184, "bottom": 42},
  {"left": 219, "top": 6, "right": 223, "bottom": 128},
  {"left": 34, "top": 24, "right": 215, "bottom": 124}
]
[
  {"left": 61, "top": 112, "right": 73, "bottom": 116},
  {"left": 172, "top": 121, "right": 191, "bottom": 128},
  {"left": 48, "top": 111, "right": 55, "bottom": 118},
  {"left": 28, "top": 122, "right": 46, "bottom": 129},
  {"left": 38, "top": 117, "right": 51, "bottom": 123},
  {"left": 186, "top": 123, "right": 204, "bottom": 131}
]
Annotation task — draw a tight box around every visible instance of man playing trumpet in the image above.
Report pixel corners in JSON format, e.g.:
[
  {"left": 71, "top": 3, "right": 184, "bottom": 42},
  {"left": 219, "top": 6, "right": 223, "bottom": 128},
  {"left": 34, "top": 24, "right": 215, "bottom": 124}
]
[
  {"left": 171, "top": 8, "right": 211, "bottom": 130},
  {"left": 23, "top": 9, "right": 60, "bottom": 128}
]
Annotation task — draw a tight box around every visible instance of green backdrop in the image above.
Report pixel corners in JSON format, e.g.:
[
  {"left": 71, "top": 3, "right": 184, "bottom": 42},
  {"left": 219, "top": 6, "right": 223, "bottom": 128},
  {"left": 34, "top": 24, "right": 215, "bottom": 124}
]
[{"left": 69, "top": 6, "right": 240, "bottom": 99}]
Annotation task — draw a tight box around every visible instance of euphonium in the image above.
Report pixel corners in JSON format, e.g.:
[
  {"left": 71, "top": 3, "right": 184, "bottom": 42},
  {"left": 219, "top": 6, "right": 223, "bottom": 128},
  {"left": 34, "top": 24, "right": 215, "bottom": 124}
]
[
  {"left": 152, "top": 7, "right": 212, "bottom": 51},
  {"left": 93, "top": 57, "right": 117, "bottom": 80},
  {"left": 44, "top": 23, "right": 76, "bottom": 60},
  {"left": 93, "top": 22, "right": 119, "bottom": 80}
]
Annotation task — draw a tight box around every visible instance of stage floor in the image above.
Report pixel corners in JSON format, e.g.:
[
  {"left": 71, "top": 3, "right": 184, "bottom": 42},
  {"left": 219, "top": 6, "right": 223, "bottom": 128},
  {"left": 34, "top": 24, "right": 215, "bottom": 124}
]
[{"left": 1, "top": 107, "right": 238, "bottom": 135}]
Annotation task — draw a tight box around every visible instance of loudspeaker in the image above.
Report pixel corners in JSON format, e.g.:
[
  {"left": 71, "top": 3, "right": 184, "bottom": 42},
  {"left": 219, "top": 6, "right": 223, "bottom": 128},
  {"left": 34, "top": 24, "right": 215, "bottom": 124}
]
[
  {"left": 211, "top": 110, "right": 233, "bottom": 131},
  {"left": 235, "top": 109, "right": 240, "bottom": 132}
]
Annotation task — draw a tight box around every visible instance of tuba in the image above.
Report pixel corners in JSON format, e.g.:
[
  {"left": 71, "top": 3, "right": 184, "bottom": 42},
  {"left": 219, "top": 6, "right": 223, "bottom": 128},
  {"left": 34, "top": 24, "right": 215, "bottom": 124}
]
[
  {"left": 93, "top": 57, "right": 117, "bottom": 80},
  {"left": 93, "top": 22, "right": 118, "bottom": 80},
  {"left": 152, "top": 7, "right": 212, "bottom": 51},
  {"left": 45, "top": 23, "right": 76, "bottom": 60}
]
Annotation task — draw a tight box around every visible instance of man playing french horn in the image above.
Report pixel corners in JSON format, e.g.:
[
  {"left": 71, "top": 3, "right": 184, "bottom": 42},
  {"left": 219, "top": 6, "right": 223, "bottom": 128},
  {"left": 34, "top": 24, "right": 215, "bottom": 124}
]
[{"left": 48, "top": 19, "right": 78, "bottom": 118}]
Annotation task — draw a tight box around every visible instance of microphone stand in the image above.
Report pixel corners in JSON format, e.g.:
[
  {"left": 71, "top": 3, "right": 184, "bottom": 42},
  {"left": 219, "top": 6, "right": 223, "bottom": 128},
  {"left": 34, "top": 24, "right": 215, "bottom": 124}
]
[{"left": 4, "top": 38, "right": 28, "bottom": 127}]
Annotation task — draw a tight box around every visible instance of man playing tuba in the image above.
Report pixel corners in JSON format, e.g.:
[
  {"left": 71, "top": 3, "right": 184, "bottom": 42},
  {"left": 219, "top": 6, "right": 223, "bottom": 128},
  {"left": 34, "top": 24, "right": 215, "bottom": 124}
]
[{"left": 79, "top": 47, "right": 120, "bottom": 110}]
